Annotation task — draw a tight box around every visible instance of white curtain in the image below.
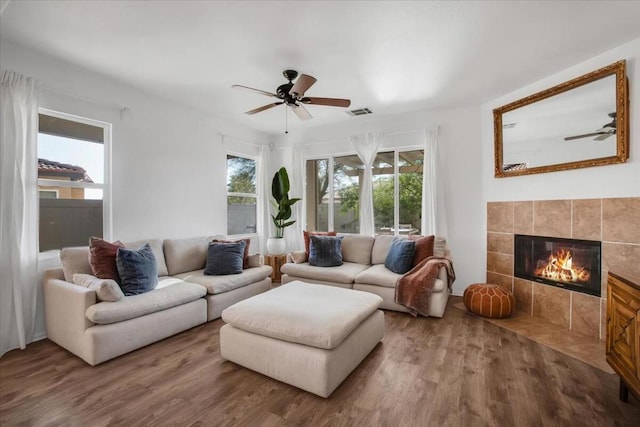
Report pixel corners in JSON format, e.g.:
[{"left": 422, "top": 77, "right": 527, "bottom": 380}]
[
  {"left": 284, "top": 142, "right": 305, "bottom": 251},
  {"left": 422, "top": 125, "right": 449, "bottom": 238},
  {"left": 350, "top": 132, "right": 383, "bottom": 236},
  {"left": 0, "top": 70, "right": 39, "bottom": 357},
  {"left": 256, "top": 143, "right": 272, "bottom": 253}
]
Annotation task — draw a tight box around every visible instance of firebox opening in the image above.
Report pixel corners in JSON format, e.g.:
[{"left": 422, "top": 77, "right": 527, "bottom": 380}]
[{"left": 514, "top": 234, "right": 601, "bottom": 297}]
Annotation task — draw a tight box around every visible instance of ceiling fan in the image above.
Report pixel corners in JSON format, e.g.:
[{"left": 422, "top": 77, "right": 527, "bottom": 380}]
[
  {"left": 232, "top": 70, "right": 351, "bottom": 123},
  {"left": 564, "top": 112, "right": 616, "bottom": 141}
]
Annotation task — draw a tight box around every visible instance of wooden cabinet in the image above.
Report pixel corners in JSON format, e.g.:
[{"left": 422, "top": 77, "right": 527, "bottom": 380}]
[
  {"left": 265, "top": 254, "right": 287, "bottom": 284},
  {"left": 606, "top": 271, "right": 640, "bottom": 402}
]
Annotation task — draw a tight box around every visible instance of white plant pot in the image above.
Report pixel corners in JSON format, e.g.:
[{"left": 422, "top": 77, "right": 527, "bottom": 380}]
[{"left": 267, "top": 237, "right": 286, "bottom": 255}]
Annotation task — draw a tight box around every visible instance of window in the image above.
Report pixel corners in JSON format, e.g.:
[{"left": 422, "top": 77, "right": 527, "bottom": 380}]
[
  {"left": 226, "top": 154, "right": 257, "bottom": 235},
  {"left": 306, "top": 149, "right": 424, "bottom": 235},
  {"left": 37, "top": 111, "right": 110, "bottom": 252}
]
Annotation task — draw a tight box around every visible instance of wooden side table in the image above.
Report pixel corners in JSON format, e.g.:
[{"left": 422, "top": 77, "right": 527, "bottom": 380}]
[{"left": 265, "top": 254, "right": 287, "bottom": 284}]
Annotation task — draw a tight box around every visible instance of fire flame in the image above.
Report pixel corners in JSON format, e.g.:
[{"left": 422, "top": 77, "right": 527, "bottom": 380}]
[{"left": 534, "top": 249, "right": 590, "bottom": 283}]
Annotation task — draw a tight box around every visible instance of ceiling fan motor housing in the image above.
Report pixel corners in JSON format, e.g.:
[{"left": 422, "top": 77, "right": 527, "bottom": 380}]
[{"left": 277, "top": 82, "right": 298, "bottom": 105}]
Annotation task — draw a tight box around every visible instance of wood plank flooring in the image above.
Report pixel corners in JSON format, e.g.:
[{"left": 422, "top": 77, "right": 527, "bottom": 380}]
[{"left": 1, "top": 297, "right": 639, "bottom": 426}]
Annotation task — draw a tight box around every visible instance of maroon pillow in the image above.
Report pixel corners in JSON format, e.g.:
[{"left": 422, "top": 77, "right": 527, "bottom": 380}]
[
  {"left": 89, "top": 237, "right": 125, "bottom": 282},
  {"left": 211, "top": 238, "right": 250, "bottom": 269},
  {"left": 303, "top": 231, "right": 337, "bottom": 261},
  {"left": 408, "top": 234, "right": 435, "bottom": 267}
]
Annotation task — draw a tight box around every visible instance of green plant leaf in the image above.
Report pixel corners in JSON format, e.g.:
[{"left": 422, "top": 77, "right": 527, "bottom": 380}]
[{"left": 278, "top": 167, "right": 290, "bottom": 194}]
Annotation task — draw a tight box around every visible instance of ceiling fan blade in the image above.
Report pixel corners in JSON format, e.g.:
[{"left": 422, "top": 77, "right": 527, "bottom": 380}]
[
  {"left": 245, "top": 102, "right": 283, "bottom": 115},
  {"left": 289, "top": 104, "right": 312, "bottom": 121},
  {"left": 289, "top": 74, "right": 317, "bottom": 97},
  {"left": 301, "top": 97, "right": 351, "bottom": 108},
  {"left": 564, "top": 132, "right": 607, "bottom": 141},
  {"left": 232, "top": 84, "right": 278, "bottom": 98},
  {"left": 594, "top": 133, "right": 613, "bottom": 141}
]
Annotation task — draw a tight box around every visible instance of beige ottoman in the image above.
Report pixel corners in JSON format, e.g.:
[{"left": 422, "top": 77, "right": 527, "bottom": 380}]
[{"left": 220, "top": 281, "right": 385, "bottom": 398}]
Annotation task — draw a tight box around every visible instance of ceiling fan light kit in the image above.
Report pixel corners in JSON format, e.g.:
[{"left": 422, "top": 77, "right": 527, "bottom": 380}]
[{"left": 233, "top": 69, "right": 351, "bottom": 133}]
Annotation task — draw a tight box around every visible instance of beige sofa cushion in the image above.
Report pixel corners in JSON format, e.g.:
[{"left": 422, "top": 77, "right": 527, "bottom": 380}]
[
  {"left": 163, "top": 236, "right": 210, "bottom": 276},
  {"left": 123, "top": 238, "right": 168, "bottom": 276},
  {"left": 354, "top": 264, "right": 402, "bottom": 288},
  {"left": 85, "top": 281, "right": 206, "bottom": 324},
  {"left": 339, "top": 234, "right": 375, "bottom": 265},
  {"left": 221, "top": 281, "right": 383, "bottom": 349},
  {"left": 280, "top": 262, "right": 368, "bottom": 285},
  {"left": 60, "top": 246, "right": 93, "bottom": 281},
  {"left": 174, "top": 266, "right": 272, "bottom": 295}
]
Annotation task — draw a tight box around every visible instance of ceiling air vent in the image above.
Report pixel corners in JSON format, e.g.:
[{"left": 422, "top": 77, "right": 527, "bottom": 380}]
[{"left": 346, "top": 107, "right": 373, "bottom": 117}]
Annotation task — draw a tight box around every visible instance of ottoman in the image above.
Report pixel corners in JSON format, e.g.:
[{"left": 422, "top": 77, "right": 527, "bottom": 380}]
[
  {"left": 220, "top": 281, "right": 385, "bottom": 398},
  {"left": 463, "top": 283, "right": 515, "bottom": 318}
]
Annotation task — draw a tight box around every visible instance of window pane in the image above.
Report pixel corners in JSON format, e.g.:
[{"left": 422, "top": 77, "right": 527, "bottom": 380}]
[
  {"left": 227, "top": 155, "right": 256, "bottom": 194},
  {"left": 38, "top": 134, "right": 104, "bottom": 184},
  {"left": 333, "top": 154, "right": 361, "bottom": 233},
  {"left": 305, "top": 159, "right": 329, "bottom": 231},
  {"left": 372, "top": 152, "right": 395, "bottom": 235},
  {"left": 37, "top": 114, "right": 105, "bottom": 251},
  {"left": 226, "top": 154, "right": 257, "bottom": 235},
  {"left": 398, "top": 150, "right": 424, "bottom": 235},
  {"left": 227, "top": 196, "right": 257, "bottom": 235}
]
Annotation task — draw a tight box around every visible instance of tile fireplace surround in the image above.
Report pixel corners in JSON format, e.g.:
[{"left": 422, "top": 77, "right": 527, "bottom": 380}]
[{"left": 486, "top": 197, "right": 640, "bottom": 340}]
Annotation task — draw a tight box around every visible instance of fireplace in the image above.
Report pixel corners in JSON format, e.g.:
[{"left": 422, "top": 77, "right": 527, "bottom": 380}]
[{"left": 514, "top": 234, "right": 601, "bottom": 297}]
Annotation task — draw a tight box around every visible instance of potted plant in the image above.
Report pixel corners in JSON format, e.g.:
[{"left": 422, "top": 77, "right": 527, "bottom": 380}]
[{"left": 267, "top": 167, "right": 301, "bottom": 254}]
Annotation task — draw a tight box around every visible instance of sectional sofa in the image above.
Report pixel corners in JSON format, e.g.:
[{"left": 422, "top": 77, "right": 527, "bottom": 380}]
[
  {"left": 44, "top": 236, "right": 272, "bottom": 365},
  {"left": 280, "top": 234, "right": 451, "bottom": 317}
]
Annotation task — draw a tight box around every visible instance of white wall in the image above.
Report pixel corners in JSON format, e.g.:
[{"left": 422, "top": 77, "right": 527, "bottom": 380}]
[
  {"left": 2, "top": 40, "right": 268, "bottom": 241},
  {"left": 482, "top": 38, "right": 640, "bottom": 201},
  {"left": 1, "top": 40, "right": 267, "bottom": 340},
  {"left": 273, "top": 106, "right": 485, "bottom": 295}
]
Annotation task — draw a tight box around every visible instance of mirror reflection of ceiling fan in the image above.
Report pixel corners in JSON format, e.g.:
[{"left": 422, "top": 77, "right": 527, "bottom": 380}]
[
  {"left": 232, "top": 69, "right": 351, "bottom": 121},
  {"left": 564, "top": 112, "right": 616, "bottom": 141}
]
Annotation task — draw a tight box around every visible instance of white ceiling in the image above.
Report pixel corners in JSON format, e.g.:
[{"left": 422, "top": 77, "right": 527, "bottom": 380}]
[{"left": 2, "top": 1, "right": 640, "bottom": 137}]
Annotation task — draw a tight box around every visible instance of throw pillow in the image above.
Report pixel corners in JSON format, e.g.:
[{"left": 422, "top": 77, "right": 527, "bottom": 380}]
[
  {"left": 290, "top": 250, "right": 307, "bottom": 264},
  {"left": 205, "top": 240, "right": 246, "bottom": 275},
  {"left": 116, "top": 243, "right": 158, "bottom": 296},
  {"left": 304, "top": 230, "right": 337, "bottom": 261},
  {"left": 72, "top": 273, "right": 125, "bottom": 302},
  {"left": 211, "top": 238, "right": 251, "bottom": 269},
  {"left": 408, "top": 234, "right": 435, "bottom": 267},
  {"left": 385, "top": 238, "right": 416, "bottom": 274},
  {"left": 309, "top": 235, "right": 344, "bottom": 267},
  {"left": 89, "top": 237, "right": 125, "bottom": 282}
]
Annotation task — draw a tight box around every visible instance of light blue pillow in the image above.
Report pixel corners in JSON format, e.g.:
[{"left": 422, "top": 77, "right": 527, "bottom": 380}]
[
  {"left": 385, "top": 238, "right": 416, "bottom": 274},
  {"left": 116, "top": 243, "right": 158, "bottom": 296},
  {"left": 309, "top": 235, "right": 344, "bottom": 267},
  {"left": 205, "top": 240, "right": 246, "bottom": 275}
]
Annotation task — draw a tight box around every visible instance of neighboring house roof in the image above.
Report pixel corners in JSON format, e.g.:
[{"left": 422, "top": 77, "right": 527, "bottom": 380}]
[{"left": 38, "top": 158, "right": 94, "bottom": 182}]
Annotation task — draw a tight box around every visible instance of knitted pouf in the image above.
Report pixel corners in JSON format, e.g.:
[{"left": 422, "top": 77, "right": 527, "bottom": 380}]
[{"left": 463, "top": 283, "right": 515, "bottom": 319}]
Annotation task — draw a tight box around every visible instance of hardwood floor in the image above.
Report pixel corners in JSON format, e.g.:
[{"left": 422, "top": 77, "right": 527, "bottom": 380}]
[{"left": 1, "top": 297, "right": 638, "bottom": 427}]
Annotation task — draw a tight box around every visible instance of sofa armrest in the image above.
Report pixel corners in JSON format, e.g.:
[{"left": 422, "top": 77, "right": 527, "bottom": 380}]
[{"left": 44, "top": 269, "right": 96, "bottom": 358}]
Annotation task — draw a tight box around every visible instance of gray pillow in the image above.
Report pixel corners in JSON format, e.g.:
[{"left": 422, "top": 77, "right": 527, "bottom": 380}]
[
  {"left": 205, "top": 241, "right": 246, "bottom": 275},
  {"left": 116, "top": 243, "right": 158, "bottom": 296},
  {"left": 385, "top": 238, "right": 416, "bottom": 274},
  {"left": 309, "top": 235, "right": 344, "bottom": 267}
]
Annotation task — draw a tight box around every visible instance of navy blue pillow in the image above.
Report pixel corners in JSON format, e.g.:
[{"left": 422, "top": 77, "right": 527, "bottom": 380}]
[
  {"left": 116, "top": 243, "right": 158, "bottom": 296},
  {"left": 309, "top": 235, "right": 344, "bottom": 267},
  {"left": 385, "top": 238, "right": 416, "bottom": 274},
  {"left": 205, "top": 240, "right": 246, "bottom": 275}
]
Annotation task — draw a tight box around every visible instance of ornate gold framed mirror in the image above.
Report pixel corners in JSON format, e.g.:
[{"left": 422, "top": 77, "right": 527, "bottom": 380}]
[{"left": 494, "top": 60, "right": 629, "bottom": 178}]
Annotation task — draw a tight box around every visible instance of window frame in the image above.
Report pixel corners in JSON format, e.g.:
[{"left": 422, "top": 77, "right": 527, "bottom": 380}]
[
  {"left": 225, "top": 151, "right": 259, "bottom": 237},
  {"left": 37, "top": 108, "right": 113, "bottom": 252}
]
